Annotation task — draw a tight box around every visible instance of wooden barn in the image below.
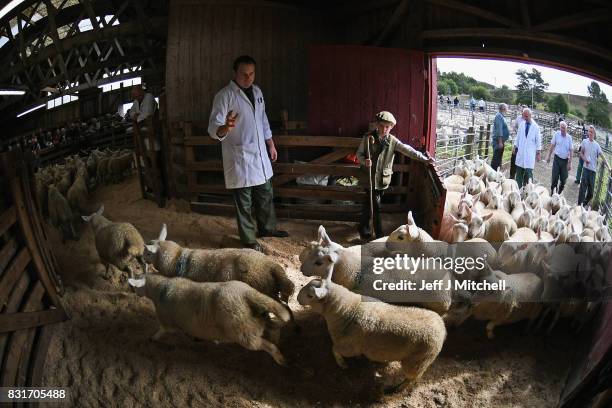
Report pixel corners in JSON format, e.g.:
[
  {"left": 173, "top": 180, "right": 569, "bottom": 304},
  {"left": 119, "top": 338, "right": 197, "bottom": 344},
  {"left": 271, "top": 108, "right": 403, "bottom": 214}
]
[{"left": 0, "top": 0, "right": 611, "bottom": 406}]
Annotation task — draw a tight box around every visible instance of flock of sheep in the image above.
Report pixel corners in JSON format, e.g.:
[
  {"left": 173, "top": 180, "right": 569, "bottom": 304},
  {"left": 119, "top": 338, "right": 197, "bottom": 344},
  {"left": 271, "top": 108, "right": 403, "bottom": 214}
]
[
  {"left": 34, "top": 148, "right": 134, "bottom": 241},
  {"left": 31, "top": 142, "right": 611, "bottom": 397}
]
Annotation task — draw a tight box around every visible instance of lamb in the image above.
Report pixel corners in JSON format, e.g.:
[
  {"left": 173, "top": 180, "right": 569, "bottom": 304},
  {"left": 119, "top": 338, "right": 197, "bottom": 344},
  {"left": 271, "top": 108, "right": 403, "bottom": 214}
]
[
  {"left": 67, "top": 174, "right": 89, "bottom": 215},
  {"left": 459, "top": 264, "right": 543, "bottom": 339},
  {"left": 297, "top": 263, "right": 446, "bottom": 393},
  {"left": 386, "top": 211, "right": 449, "bottom": 258},
  {"left": 467, "top": 208, "right": 517, "bottom": 243},
  {"left": 465, "top": 175, "right": 485, "bottom": 195},
  {"left": 549, "top": 189, "right": 566, "bottom": 215},
  {"left": 300, "top": 225, "right": 452, "bottom": 315},
  {"left": 496, "top": 228, "right": 539, "bottom": 275},
  {"left": 501, "top": 178, "right": 519, "bottom": 195},
  {"left": 108, "top": 153, "right": 134, "bottom": 183},
  {"left": 47, "top": 185, "right": 78, "bottom": 242},
  {"left": 129, "top": 273, "right": 290, "bottom": 365},
  {"left": 82, "top": 205, "right": 146, "bottom": 278},
  {"left": 144, "top": 224, "right": 294, "bottom": 303}
]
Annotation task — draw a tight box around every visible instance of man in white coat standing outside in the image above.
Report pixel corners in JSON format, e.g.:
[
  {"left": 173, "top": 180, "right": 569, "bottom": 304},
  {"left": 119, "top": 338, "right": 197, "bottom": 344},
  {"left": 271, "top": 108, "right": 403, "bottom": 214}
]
[
  {"left": 208, "top": 55, "right": 288, "bottom": 252},
  {"left": 513, "top": 108, "right": 542, "bottom": 188}
]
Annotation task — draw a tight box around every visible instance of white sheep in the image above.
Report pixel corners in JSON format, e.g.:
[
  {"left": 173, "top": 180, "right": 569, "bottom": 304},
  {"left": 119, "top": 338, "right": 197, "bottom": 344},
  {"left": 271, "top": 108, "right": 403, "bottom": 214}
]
[
  {"left": 386, "top": 211, "right": 449, "bottom": 258},
  {"left": 82, "top": 205, "right": 145, "bottom": 278},
  {"left": 297, "top": 266, "right": 446, "bottom": 393},
  {"left": 144, "top": 224, "right": 295, "bottom": 303},
  {"left": 300, "top": 225, "right": 451, "bottom": 315},
  {"left": 129, "top": 274, "right": 290, "bottom": 365},
  {"left": 48, "top": 184, "right": 78, "bottom": 242}
]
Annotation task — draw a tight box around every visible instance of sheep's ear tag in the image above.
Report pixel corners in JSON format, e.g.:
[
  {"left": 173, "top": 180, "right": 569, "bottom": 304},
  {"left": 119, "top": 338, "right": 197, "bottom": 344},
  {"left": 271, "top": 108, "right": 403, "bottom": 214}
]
[
  {"left": 145, "top": 244, "right": 158, "bottom": 254},
  {"left": 81, "top": 215, "right": 90, "bottom": 222},
  {"left": 159, "top": 224, "right": 167, "bottom": 242},
  {"left": 128, "top": 277, "right": 145, "bottom": 288},
  {"left": 313, "top": 286, "right": 328, "bottom": 299}
]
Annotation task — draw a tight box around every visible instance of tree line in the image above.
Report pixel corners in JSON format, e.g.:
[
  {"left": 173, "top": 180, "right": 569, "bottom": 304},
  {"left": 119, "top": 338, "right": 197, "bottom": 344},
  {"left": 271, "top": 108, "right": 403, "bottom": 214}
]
[{"left": 438, "top": 68, "right": 611, "bottom": 128}]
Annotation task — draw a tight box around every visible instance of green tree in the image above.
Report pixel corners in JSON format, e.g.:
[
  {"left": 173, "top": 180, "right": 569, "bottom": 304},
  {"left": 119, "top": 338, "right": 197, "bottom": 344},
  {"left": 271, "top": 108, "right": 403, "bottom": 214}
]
[
  {"left": 571, "top": 108, "right": 584, "bottom": 119},
  {"left": 547, "top": 94, "right": 569, "bottom": 114},
  {"left": 437, "top": 80, "right": 450, "bottom": 95},
  {"left": 586, "top": 81, "right": 611, "bottom": 128},
  {"left": 491, "top": 85, "right": 513, "bottom": 102},
  {"left": 515, "top": 68, "right": 549, "bottom": 106},
  {"left": 470, "top": 85, "right": 491, "bottom": 101}
]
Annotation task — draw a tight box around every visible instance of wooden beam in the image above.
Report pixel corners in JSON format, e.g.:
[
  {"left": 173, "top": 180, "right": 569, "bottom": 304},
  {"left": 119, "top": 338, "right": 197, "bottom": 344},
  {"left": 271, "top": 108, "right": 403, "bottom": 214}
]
[
  {"left": 427, "top": 0, "right": 520, "bottom": 28},
  {"left": 532, "top": 9, "right": 612, "bottom": 32},
  {"left": 182, "top": 134, "right": 362, "bottom": 148},
  {"left": 0, "top": 247, "right": 31, "bottom": 304},
  {"left": 422, "top": 28, "right": 612, "bottom": 63},
  {"left": 0, "top": 308, "right": 66, "bottom": 334},
  {"left": 371, "top": 0, "right": 411, "bottom": 46},
  {"left": 0, "top": 205, "right": 17, "bottom": 238},
  {"left": 272, "top": 148, "right": 354, "bottom": 187},
  {"left": 0, "top": 238, "right": 18, "bottom": 275},
  {"left": 519, "top": 0, "right": 531, "bottom": 28}
]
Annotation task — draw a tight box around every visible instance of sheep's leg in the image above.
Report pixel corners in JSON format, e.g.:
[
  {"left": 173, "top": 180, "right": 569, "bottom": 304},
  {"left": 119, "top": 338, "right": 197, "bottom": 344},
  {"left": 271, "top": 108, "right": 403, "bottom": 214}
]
[
  {"left": 535, "top": 307, "right": 552, "bottom": 332},
  {"left": 546, "top": 310, "right": 561, "bottom": 335},
  {"left": 332, "top": 349, "right": 348, "bottom": 369},
  {"left": 151, "top": 325, "right": 176, "bottom": 342},
  {"left": 486, "top": 321, "right": 496, "bottom": 339},
  {"left": 242, "top": 336, "right": 286, "bottom": 366}
]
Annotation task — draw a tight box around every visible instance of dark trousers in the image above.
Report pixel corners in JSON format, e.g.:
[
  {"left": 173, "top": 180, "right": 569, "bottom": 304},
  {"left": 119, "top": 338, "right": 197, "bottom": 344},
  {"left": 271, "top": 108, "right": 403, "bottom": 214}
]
[
  {"left": 551, "top": 155, "right": 569, "bottom": 194},
  {"left": 231, "top": 180, "right": 277, "bottom": 245},
  {"left": 491, "top": 145, "right": 505, "bottom": 172},
  {"left": 578, "top": 168, "right": 597, "bottom": 206},
  {"left": 510, "top": 150, "right": 517, "bottom": 179},
  {"left": 515, "top": 166, "right": 533, "bottom": 188},
  {"left": 359, "top": 189, "right": 384, "bottom": 238}
]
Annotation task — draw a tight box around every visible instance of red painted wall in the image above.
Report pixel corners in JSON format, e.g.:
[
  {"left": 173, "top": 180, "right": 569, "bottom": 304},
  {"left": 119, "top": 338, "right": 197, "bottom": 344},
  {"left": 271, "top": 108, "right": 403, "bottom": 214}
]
[{"left": 308, "top": 45, "right": 427, "bottom": 149}]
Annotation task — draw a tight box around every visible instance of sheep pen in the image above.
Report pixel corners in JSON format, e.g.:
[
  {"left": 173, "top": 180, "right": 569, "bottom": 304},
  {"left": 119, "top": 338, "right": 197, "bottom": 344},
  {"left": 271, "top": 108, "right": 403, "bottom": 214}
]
[{"left": 36, "top": 174, "right": 578, "bottom": 408}]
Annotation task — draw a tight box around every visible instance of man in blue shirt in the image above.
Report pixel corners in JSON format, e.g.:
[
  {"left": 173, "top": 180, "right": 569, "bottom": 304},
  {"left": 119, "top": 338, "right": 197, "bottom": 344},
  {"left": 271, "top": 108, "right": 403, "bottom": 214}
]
[
  {"left": 578, "top": 125, "right": 609, "bottom": 206},
  {"left": 575, "top": 122, "right": 590, "bottom": 183},
  {"left": 546, "top": 121, "right": 573, "bottom": 194},
  {"left": 490, "top": 103, "right": 509, "bottom": 171}
]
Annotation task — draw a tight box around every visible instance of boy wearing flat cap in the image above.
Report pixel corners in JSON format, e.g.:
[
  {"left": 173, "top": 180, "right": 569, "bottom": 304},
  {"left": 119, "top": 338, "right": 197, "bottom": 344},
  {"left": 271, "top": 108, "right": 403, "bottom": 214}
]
[{"left": 356, "top": 111, "right": 434, "bottom": 240}]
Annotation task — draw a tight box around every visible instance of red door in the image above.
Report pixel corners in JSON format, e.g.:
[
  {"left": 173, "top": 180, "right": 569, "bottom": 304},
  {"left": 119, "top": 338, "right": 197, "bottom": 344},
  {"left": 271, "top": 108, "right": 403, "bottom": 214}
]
[{"left": 308, "top": 45, "right": 427, "bottom": 150}]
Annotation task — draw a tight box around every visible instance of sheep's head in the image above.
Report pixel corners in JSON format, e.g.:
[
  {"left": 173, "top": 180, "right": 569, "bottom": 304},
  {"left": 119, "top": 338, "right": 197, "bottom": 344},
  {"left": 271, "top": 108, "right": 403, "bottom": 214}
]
[
  {"left": 299, "top": 235, "right": 339, "bottom": 279},
  {"left": 451, "top": 220, "right": 469, "bottom": 243},
  {"left": 457, "top": 192, "right": 479, "bottom": 220},
  {"left": 595, "top": 226, "right": 611, "bottom": 242},
  {"left": 143, "top": 223, "right": 169, "bottom": 264},
  {"left": 525, "top": 191, "right": 541, "bottom": 210},
  {"left": 549, "top": 220, "right": 567, "bottom": 242},
  {"left": 505, "top": 191, "right": 521, "bottom": 210},
  {"left": 81, "top": 204, "right": 104, "bottom": 222},
  {"left": 387, "top": 211, "right": 420, "bottom": 248},
  {"left": 297, "top": 278, "right": 330, "bottom": 311},
  {"left": 467, "top": 211, "right": 491, "bottom": 239},
  {"left": 486, "top": 194, "right": 503, "bottom": 210},
  {"left": 465, "top": 176, "right": 481, "bottom": 195},
  {"left": 518, "top": 208, "right": 535, "bottom": 230}
]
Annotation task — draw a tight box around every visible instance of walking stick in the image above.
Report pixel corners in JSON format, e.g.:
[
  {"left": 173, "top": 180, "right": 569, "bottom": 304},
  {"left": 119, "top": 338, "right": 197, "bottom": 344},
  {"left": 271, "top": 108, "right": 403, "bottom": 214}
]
[{"left": 366, "top": 134, "right": 375, "bottom": 237}]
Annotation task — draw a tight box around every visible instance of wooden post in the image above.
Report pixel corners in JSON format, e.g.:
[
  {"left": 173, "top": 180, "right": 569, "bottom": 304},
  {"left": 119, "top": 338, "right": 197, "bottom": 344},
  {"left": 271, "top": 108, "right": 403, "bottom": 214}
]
[
  {"left": 485, "top": 124, "right": 491, "bottom": 159},
  {"left": 594, "top": 160, "right": 606, "bottom": 209},
  {"left": 465, "top": 126, "right": 474, "bottom": 160}
]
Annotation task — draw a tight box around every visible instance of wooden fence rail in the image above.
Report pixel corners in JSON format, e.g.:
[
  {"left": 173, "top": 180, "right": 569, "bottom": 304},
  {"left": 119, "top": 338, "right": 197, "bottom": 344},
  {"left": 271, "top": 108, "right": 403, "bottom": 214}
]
[
  {"left": 0, "top": 151, "right": 68, "bottom": 390},
  {"left": 170, "top": 121, "right": 420, "bottom": 222}
]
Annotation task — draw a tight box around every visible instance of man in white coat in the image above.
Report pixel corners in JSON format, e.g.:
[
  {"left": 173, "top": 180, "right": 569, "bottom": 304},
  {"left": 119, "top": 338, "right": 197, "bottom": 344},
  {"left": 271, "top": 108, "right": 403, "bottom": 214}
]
[
  {"left": 208, "top": 55, "right": 287, "bottom": 252},
  {"left": 513, "top": 108, "right": 542, "bottom": 188}
]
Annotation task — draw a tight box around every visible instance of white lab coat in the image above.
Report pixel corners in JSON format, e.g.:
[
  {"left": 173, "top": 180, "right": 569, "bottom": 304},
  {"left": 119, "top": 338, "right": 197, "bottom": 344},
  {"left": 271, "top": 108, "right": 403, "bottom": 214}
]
[
  {"left": 130, "top": 93, "right": 157, "bottom": 123},
  {"left": 514, "top": 120, "right": 542, "bottom": 169},
  {"left": 208, "top": 81, "right": 273, "bottom": 189}
]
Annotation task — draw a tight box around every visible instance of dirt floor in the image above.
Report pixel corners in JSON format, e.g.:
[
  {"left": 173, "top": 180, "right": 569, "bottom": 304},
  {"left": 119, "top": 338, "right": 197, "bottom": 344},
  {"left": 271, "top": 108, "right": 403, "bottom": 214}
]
[{"left": 41, "top": 175, "right": 575, "bottom": 407}]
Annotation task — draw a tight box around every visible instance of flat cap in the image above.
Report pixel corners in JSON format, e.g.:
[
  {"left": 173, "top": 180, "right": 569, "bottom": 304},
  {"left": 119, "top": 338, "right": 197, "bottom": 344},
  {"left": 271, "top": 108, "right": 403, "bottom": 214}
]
[{"left": 375, "top": 111, "right": 397, "bottom": 125}]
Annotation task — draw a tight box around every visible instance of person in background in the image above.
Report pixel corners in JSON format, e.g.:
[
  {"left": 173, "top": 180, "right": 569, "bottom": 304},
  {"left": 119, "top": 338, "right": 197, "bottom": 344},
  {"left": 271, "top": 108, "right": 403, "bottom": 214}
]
[
  {"left": 510, "top": 105, "right": 527, "bottom": 179},
  {"left": 575, "top": 121, "right": 591, "bottom": 183},
  {"left": 578, "top": 125, "right": 609, "bottom": 206},
  {"left": 129, "top": 85, "right": 158, "bottom": 124},
  {"left": 469, "top": 96, "right": 476, "bottom": 112},
  {"left": 513, "top": 108, "right": 541, "bottom": 188},
  {"left": 356, "top": 111, "right": 434, "bottom": 240},
  {"left": 478, "top": 98, "right": 486, "bottom": 112},
  {"left": 453, "top": 96, "right": 459, "bottom": 108},
  {"left": 546, "top": 121, "right": 573, "bottom": 194},
  {"left": 208, "top": 55, "right": 288, "bottom": 253},
  {"left": 490, "top": 103, "right": 509, "bottom": 171},
  {"left": 446, "top": 95, "right": 451, "bottom": 105}
]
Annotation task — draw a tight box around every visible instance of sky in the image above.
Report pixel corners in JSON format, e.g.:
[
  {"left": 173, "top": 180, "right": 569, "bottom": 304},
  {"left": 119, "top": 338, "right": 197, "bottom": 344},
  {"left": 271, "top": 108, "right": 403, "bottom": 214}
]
[{"left": 437, "top": 57, "right": 612, "bottom": 98}]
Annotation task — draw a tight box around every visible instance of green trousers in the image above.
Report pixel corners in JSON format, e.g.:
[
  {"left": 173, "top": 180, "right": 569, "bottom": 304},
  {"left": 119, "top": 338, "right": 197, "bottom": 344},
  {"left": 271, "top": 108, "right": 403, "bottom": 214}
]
[
  {"left": 515, "top": 166, "right": 533, "bottom": 188},
  {"left": 231, "top": 180, "right": 277, "bottom": 245}
]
